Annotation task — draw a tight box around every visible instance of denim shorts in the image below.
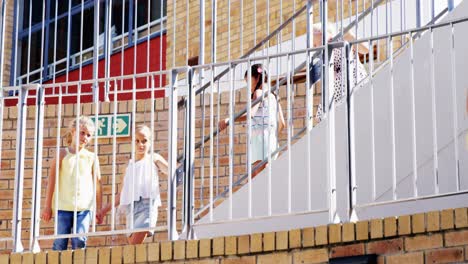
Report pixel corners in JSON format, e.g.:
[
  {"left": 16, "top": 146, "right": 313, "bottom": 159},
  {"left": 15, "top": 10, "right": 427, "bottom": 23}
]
[
  {"left": 125, "top": 198, "right": 158, "bottom": 236},
  {"left": 52, "top": 210, "right": 91, "bottom": 250}
]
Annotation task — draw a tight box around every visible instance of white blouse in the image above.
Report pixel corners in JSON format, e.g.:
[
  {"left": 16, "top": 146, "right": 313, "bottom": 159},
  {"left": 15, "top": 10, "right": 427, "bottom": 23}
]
[{"left": 120, "top": 156, "right": 162, "bottom": 207}]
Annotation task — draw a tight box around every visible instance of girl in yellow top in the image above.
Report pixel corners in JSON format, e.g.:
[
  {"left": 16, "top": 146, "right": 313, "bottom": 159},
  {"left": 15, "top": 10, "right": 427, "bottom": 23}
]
[{"left": 41, "top": 116, "right": 103, "bottom": 250}]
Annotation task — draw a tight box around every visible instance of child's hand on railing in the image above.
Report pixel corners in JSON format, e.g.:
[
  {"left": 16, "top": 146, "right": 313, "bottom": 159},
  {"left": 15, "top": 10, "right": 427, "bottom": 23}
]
[
  {"left": 218, "top": 119, "right": 228, "bottom": 132},
  {"left": 96, "top": 203, "right": 112, "bottom": 224},
  {"left": 96, "top": 211, "right": 104, "bottom": 224}
]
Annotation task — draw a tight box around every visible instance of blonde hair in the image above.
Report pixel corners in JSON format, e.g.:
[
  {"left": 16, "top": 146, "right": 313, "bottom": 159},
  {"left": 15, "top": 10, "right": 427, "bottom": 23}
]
[
  {"left": 64, "top": 116, "right": 95, "bottom": 146},
  {"left": 135, "top": 124, "right": 153, "bottom": 140}
]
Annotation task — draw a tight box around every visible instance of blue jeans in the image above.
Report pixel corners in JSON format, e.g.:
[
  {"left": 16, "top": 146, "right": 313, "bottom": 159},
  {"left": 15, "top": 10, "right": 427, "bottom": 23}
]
[{"left": 52, "top": 210, "right": 91, "bottom": 250}]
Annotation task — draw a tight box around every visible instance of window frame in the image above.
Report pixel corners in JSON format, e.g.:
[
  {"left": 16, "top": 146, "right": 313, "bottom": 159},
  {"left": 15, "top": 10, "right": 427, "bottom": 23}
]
[{"left": 13, "top": 0, "right": 167, "bottom": 85}]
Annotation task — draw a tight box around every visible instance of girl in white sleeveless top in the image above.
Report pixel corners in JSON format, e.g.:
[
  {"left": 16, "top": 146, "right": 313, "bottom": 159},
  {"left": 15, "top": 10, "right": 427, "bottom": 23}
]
[
  {"left": 99, "top": 125, "right": 168, "bottom": 244},
  {"left": 219, "top": 64, "right": 286, "bottom": 178}
]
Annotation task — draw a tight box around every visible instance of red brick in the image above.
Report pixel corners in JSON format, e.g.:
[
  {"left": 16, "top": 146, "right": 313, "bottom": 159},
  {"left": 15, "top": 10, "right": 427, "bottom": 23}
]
[
  {"left": 221, "top": 256, "right": 256, "bottom": 264},
  {"left": 330, "top": 243, "right": 365, "bottom": 258},
  {"left": 425, "top": 247, "right": 463, "bottom": 264},
  {"left": 445, "top": 230, "right": 468, "bottom": 246},
  {"left": 405, "top": 234, "right": 443, "bottom": 251},
  {"left": 366, "top": 238, "right": 403, "bottom": 255},
  {"left": 387, "top": 252, "right": 424, "bottom": 264}
]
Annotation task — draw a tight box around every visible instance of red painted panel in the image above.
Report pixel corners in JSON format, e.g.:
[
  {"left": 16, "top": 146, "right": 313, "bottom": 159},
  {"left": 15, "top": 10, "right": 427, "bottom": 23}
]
[{"left": 6, "top": 35, "right": 166, "bottom": 107}]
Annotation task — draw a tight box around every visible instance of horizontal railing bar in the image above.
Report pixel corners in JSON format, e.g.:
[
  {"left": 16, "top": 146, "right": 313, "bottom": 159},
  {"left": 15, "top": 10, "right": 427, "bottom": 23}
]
[
  {"left": 190, "top": 46, "right": 326, "bottom": 72},
  {"left": 37, "top": 226, "right": 168, "bottom": 240},
  {"left": 2, "top": 68, "right": 189, "bottom": 91},
  {"left": 193, "top": 208, "right": 329, "bottom": 226},
  {"left": 356, "top": 190, "right": 468, "bottom": 209},
  {"left": 349, "top": 12, "right": 467, "bottom": 46},
  {"left": 1, "top": 88, "right": 168, "bottom": 101}
]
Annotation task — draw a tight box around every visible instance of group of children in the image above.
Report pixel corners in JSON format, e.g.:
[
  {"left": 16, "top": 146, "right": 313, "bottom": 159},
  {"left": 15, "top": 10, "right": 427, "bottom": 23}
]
[
  {"left": 40, "top": 64, "right": 297, "bottom": 250},
  {"left": 41, "top": 118, "right": 168, "bottom": 249}
]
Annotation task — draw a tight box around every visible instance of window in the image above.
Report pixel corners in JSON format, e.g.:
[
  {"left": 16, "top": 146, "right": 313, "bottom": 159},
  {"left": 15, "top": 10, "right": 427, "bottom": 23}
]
[{"left": 15, "top": 0, "right": 167, "bottom": 84}]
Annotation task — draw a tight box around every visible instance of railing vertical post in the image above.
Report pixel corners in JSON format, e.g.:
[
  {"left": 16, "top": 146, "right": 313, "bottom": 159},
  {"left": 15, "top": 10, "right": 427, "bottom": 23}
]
[
  {"left": 200, "top": 0, "right": 205, "bottom": 66},
  {"left": 409, "top": 32, "right": 419, "bottom": 198},
  {"left": 306, "top": 0, "right": 313, "bottom": 212},
  {"left": 30, "top": 85, "right": 44, "bottom": 253},
  {"left": 320, "top": 0, "right": 328, "bottom": 108},
  {"left": 429, "top": 28, "right": 439, "bottom": 195},
  {"left": 210, "top": 0, "right": 217, "bottom": 223},
  {"left": 416, "top": 0, "right": 422, "bottom": 28},
  {"left": 344, "top": 43, "right": 357, "bottom": 222},
  {"left": 168, "top": 69, "right": 179, "bottom": 240},
  {"left": 322, "top": 0, "right": 338, "bottom": 223},
  {"left": 12, "top": 85, "right": 30, "bottom": 253},
  {"left": 183, "top": 68, "right": 196, "bottom": 239},
  {"left": 93, "top": 0, "right": 100, "bottom": 102},
  {"left": 449, "top": 24, "right": 460, "bottom": 191},
  {"left": 199, "top": 0, "right": 206, "bottom": 212},
  {"left": 104, "top": 0, "right": 112, "bottom": 101},
  {"left": 0, "top": 3, "right": 6, "bottom": 225},
  {"left": 0, "top": 0, "right": 6, "bottom": 86}
]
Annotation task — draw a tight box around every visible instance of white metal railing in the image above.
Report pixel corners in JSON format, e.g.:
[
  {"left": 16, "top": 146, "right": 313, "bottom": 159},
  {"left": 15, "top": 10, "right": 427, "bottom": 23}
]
[
  {"left": 2, "top": 68, "right": 187, "bottom": 252},
  {"left": 0, "top": 0, "right": 467, "bottom": 252},
  {"left": 183, "top": 0, "right": 468, "bottom": 238}
]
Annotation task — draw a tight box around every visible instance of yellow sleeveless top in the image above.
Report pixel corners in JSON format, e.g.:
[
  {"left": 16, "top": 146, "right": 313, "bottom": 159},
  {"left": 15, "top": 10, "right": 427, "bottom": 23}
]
[{"left": 53, "top": 148, "right": 98, "bottom": 211}]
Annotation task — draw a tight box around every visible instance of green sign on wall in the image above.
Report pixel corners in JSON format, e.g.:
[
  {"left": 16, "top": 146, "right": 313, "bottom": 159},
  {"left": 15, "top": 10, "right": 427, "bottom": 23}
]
[{"left": 90, "top": 113, "right": 131, "bottom": 138}]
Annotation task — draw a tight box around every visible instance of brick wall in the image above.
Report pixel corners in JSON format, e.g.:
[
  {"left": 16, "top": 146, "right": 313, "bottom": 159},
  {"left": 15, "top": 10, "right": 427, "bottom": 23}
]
[
  {"left": 3, "top": 207, "right": 468, "bottom": 263},
  {"left": 165, "top": 0, "right": 384, "bottom": 68}
]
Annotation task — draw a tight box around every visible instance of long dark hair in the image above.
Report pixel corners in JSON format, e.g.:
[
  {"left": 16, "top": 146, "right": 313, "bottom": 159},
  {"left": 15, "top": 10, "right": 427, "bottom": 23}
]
[{"left": 245, "top": 64, "right": 269, "bottom": 99}]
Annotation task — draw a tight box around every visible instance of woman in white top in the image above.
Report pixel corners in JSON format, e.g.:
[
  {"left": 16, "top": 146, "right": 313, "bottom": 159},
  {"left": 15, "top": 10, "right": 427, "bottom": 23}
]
[
  {"left": 312, "top": 25, "right": 369, "bottom": 119},
  {"left": 99, "top": 124, "right": 168, "bottom": 244}
]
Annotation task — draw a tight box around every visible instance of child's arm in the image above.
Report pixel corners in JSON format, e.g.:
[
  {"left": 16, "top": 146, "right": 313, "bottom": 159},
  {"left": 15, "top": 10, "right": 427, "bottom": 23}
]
[
  {"left": 219, "top": 89, "right": 263, "bottom": 130},
  {"left": 41, "top": 149, "right": 66, "bottom": 222},
  {"left": 344, "top": 31, "right": 369, "bottom": 55},
  {"left": 93, "top": 156, "right": 104, "bottom": 224},
  {"left": 153, "top": 153, "right": 169, "bottom": 176},
  {"left": 277, "top": 100, "right": 286, "bottom": 133},
  {"left": 99, "top": 174, "right": 124, "bottom": 218}
]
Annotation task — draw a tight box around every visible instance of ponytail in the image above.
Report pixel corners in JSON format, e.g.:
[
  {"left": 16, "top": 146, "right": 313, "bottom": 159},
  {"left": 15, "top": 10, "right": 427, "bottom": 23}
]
[{"left": 246, "top": 64, "right": 277, "bottom": 99}]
